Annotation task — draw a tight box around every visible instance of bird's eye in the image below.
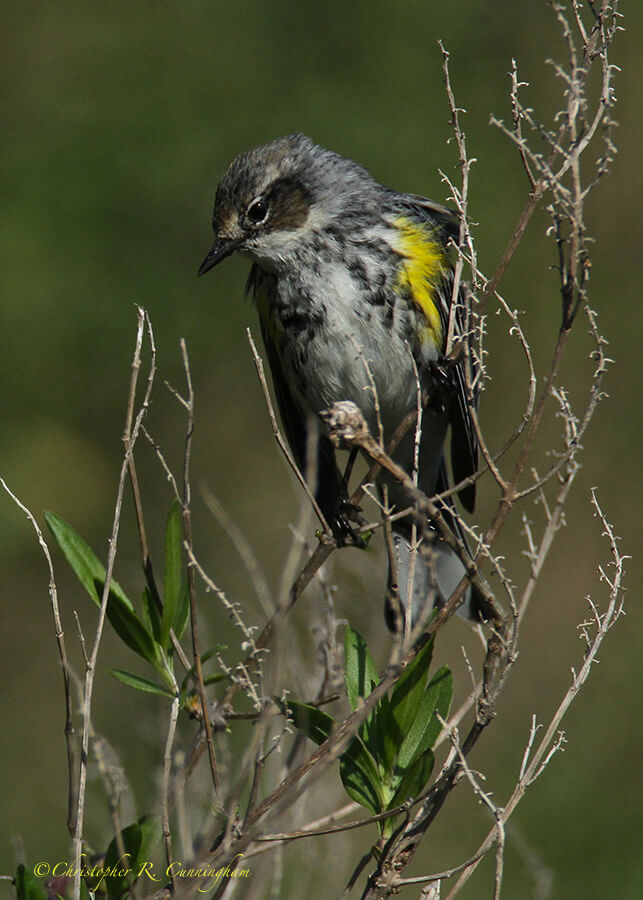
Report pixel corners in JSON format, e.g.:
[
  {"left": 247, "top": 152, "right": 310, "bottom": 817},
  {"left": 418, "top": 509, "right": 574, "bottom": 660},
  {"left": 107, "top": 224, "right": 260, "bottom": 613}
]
[{"left": 246, "top": 197, "right": 269, "bottom": 226}]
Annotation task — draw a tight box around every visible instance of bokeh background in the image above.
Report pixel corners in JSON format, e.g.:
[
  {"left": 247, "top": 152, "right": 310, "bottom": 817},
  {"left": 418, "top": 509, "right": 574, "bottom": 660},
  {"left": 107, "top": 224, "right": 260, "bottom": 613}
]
[{"left": 1, "top": 1, "right": 640, "bottom": 898}]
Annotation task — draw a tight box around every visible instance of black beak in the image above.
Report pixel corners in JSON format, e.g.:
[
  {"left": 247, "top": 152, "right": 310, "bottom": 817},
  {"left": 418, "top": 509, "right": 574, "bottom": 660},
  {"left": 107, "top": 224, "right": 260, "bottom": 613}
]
[{"left": 197, "top": 236, "right": 240, "bottom": 276}]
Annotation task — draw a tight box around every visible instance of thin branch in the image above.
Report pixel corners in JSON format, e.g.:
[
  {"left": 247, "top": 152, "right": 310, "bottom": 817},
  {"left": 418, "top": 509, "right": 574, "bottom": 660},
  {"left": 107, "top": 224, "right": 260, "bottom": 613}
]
[
  {"left": 0, "top": 480, "right": 78, "bottom": 837},
  {"left": 446, "top": 490, "right": 626, "bottom": 897},
  {"left": 179, "top": 339, "right": 220, "bottom": 795},
  {"left": 162, "top": 693, "right": 181, "bottom": 892},
  {"left": 73, "top": 307, "right": 155, "bottom": 900}
]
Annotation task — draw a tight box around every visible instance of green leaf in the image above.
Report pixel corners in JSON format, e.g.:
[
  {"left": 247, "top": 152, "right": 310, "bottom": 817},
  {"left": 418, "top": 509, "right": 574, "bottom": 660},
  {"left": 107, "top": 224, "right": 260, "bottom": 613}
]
[
  {"left": 15, "top": 865, "right": 47, "bottom": 900},
  {"left": 390, "top": 666, "right": 452, "bottom": 801},
  {"left": 97, "top": 579, "right": 166, "bottom": 674},
  {"left": 161, "top": 500, "right": 183, "bottom": 651},
  {"left": 370, "top": 691, "right": 398, "bottom": 776},
  {"left": 110, "top": 669, "right": 175, "bottom": 698},
  {"left": 411, "top": 664, "right": 453, "bottom": 758},
  {"left": 369, "top": 637, "right": 435, "bottom": 776},
  {"left": 103, "top": 815, "right": 162, "bottom": 899},
  {"left": 282, "top": 697, "right": 384, "bottom": 816},
  {"left": 200, "top": 644, "right": 228, "bottom": 664},
  {"left": 173, "top": 577, "right": 190, "bottom": 641},
  {"left": 339, "top": 753, "right": 382, "bottom": 815},
  {"left": 389, "top": 636, "right": 435, "bottom": 737},
  {"left": 389, "top": 747, "right": 435, "bottom": 809},
  {"left": 344, "top": 626, "right": 386, "bottom": 758},
  {"left": 46, "top": 511, "right": 168, "bottom": 677},
  {"left": 344, "top": 626, "right": 380, "bottom": 710},
  {"left": 281, "top": 700, "right": 335, "bottom": 745},
  {"left": 141, "top": 587, "right": 162, "bottom": 643},
  {"left": 45, "top": 511, "right": 133, "bottom": 610},
  {"left": 338, "top": 733, "right": 384, "bottom": 814},
  {"left": 179, "top": 644, "right": 227, "bottom": 693}
]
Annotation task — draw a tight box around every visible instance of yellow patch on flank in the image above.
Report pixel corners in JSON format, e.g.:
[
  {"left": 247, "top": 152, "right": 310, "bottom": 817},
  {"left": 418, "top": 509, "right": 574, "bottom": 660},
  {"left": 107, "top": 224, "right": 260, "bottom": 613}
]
[{"left": 393, "top": 216, "right": 445, "bottom": 344}]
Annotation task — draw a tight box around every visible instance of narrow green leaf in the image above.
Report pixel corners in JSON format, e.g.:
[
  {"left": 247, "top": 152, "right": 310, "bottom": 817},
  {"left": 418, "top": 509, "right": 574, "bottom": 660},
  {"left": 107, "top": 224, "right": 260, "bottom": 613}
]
[
  {"left": 344, "top": 626, "right": 380, "bottom": 710},
  {"left": 339, "top": 754, "right": 382, "bottom": 815},
  {"left": 418, "top": 665, "right": 453, "bottom": 753},
  {"left": 200, "top": 644, "right": 227, "bottom": 664},
  {"left": 162, "top": 500, "right": 183, "bottom": 650},
  {"left": 389, "top": 748, "right": 435, "bottom": 809},
  {"left": 370, "top": 637, "right": 435, "bottom": 775},
  {"left": 204, "top": 672, "right": 226, "bottom": 686},
  {"left": 339, "top": 733, "right": 384, "bottom": 810},
  {"left": 45, "top": 511, "right": 133, "bottom": 610},
  {"left": 370, "top": 691, "right": 399, "bottom": 776},
  {"left": 141, "top": 587, "right": 162, "bottom": 643},
  {"left": 282, "top": 696, "right": 384, "bottom": 816},
  {"left": 103, "top": 815, "right": 162, "bottom": 899},
  {"left": 282, "top": 700, "right": 335, "bottom": 745},
  {"left": 46, "top": 511, "right": 165, "bottom": 673},
  {"left": 179, "top": 644, "right": 227, "bottom": 693},
  {"left": 343, "top": 625, "right": 386, "bottom": 759},
  {"left": 388, "top": 636, "right": 435, "bottom": 737},
  {"left": 110, "top": 669, "right": 175, "bottom": 698},
  {"left": 396, "top": 665, "right": 453, "bottom": 770},
  {"left": 173, "top": 577, "right": 190, "bottom": 641},
  {"left": 15, "top": 865, "right": 47, "bottom": 900},
  {"left": 97, "top": 580, "right": 165, "bottom": 673}
]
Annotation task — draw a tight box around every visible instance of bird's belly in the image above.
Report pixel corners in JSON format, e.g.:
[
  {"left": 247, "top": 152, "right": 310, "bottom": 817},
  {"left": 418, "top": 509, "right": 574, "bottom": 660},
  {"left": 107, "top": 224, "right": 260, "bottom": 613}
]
[{"left": 283, "top": 309, "right": 420, "bottom": 438}]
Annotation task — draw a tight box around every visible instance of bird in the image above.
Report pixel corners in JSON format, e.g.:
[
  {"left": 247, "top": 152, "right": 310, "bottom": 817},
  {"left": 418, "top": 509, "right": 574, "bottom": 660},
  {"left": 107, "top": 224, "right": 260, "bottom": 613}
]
[{"left": 198, "top": 133, "right": 483, "bottom": 630}]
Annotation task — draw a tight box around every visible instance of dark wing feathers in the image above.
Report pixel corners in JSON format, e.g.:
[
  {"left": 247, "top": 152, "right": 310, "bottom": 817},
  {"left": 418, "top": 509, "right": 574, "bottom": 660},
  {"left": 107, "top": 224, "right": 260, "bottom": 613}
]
[
  {"left": 441, "top": 270, "right": 478, "bottom": 514},
  {"left": 450, "top": 358, "right": 478, "bottom": 513},
  {"left": 402, "top": 196, "right": 479, "bottom": 512},
  {"left": 396, "top": 191, "right": 460, "bottom": 241},
  {"left": 252, "top": 265, "right": 343, "bottom": 525}
]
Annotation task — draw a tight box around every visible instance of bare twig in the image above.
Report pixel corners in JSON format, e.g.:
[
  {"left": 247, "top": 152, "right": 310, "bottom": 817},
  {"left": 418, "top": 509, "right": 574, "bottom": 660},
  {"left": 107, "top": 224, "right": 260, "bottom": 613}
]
[
  {"left": 72, "top": 307, "right": 155, "bottom": 900},
  {"left": 178, "top": 339, "right": 221, "bottom": 795},
  {"left": 446, "top": 490, "right": 626, "bottom": 897},
  {"left": 0, "top": 480, "right": 78, "bottom": 837},
  {"left": 162, "top": 693, "right": 181, "bottom": 891}
]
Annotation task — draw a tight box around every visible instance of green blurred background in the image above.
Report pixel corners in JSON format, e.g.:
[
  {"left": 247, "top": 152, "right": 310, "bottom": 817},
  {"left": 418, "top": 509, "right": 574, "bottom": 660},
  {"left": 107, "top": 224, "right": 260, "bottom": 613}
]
[{"left": 1, "top": 1, "right": 640, "bottom": 897}]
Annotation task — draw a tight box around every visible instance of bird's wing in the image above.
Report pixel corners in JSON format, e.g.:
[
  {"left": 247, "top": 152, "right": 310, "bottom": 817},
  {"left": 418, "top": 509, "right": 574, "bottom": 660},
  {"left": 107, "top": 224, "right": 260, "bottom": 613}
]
[
  {"left": 247, "top": 265, "right": 342, "bottom": 524},
  {"left": 247, "top": 265, "right": 308, "bottom": 466},
  {"left": 441, "top": 269, "right": 478, "bottom": 513},
  {"left": 398, "top": 195, "right": 479, "bottom": 512},
  {"left": 396, "top": 191, "right": 460, "bottom": 241}
]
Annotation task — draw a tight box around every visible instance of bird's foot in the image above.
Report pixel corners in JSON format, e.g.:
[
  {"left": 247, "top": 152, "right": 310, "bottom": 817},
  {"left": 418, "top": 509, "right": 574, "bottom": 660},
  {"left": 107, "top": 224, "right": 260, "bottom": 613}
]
[{"left": 327, "top": 495, "right": 368, "bottom": 548}]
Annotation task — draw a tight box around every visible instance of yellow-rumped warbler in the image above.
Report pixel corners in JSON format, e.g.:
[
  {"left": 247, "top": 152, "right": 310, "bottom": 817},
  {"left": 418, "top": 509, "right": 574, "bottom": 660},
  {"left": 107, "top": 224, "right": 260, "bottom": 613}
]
[{"left": 199, "top": 133, "right": 481, "bottom": 628}]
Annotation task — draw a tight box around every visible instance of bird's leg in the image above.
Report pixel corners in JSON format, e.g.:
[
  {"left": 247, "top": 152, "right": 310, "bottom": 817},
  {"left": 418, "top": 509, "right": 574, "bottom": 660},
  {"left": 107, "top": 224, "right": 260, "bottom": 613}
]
[
  {"left": 326, "top": 449, "right": 367, "bottom": 548},
  {"left": 329, "top": 505, "right": 367, "bottom": 548},
  {"left": 340, "top": 446, "right": 359, "bottom": 495}
]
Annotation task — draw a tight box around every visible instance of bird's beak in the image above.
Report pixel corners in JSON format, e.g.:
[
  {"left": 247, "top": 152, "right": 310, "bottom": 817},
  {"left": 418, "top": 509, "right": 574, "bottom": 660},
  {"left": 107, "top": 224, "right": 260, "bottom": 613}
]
[{"left": 197, "top": 236, "right": 240, "bottom": 276}]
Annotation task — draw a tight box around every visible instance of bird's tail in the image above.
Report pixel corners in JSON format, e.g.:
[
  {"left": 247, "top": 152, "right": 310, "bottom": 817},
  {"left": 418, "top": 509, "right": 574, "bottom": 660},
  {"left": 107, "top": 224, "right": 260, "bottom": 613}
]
[
  {"left": 383, "top": 461, "right": 488, "bottom": 632},
  {"left": 385, "top": 530, "right": 486, "bottom": 631}
]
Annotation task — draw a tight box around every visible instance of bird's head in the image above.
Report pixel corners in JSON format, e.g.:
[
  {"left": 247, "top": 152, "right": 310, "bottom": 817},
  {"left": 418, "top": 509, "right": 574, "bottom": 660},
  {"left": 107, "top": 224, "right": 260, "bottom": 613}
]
[{"left": 198, "top": 133, "right": 376, "bottom": 276}]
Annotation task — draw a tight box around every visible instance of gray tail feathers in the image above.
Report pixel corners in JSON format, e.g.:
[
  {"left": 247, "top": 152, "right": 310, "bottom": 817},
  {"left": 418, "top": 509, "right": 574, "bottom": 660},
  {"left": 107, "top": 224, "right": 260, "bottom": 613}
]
[
  {"left": 383, "top": 455, "right": 489, "bottom": 631},
  {"left": 384, "top": 529, "right": 486, "bottom": 631}
]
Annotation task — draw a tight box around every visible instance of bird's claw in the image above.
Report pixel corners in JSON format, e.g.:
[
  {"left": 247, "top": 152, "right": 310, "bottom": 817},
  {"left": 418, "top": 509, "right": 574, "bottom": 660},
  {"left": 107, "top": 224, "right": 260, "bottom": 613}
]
[{"left": 329, "top": 496, "right": 367, "bottom": 548}]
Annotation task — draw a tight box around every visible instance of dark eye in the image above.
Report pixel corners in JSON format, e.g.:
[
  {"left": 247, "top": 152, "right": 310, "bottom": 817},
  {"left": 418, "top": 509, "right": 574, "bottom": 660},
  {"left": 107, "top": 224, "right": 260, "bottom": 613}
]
[{"left": 246, "top": 197, "right": 269, "bottom": 226}]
